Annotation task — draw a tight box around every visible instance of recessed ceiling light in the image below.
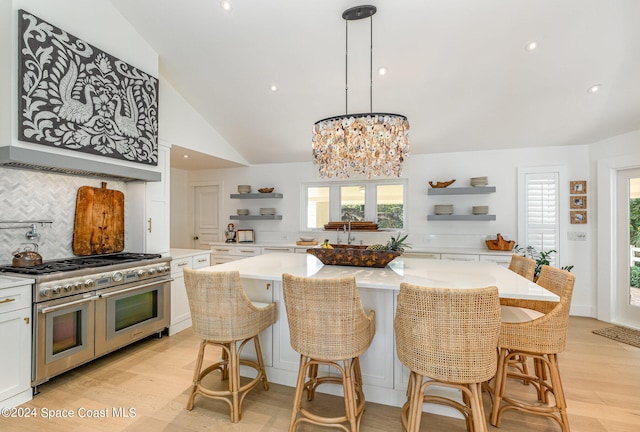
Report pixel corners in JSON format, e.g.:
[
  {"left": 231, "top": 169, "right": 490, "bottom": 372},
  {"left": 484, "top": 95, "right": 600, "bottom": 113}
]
[
  {"left": 525, "top": 42, "right": 538, "bottom": 51},
  {"left": 221, "top": 1, "right": 232, "bottom": 12},
  {"left": 587, "top": 84, "right": 602, "bottom": 94},
  {"left": 377, "top": 66, "right": 387, "bottom": 76},
  {"left": 183, "top": 154, "right": 189, "bottom": 158},
  {"left": 270, "top": 84, "right": 278, "bottom": 92}
]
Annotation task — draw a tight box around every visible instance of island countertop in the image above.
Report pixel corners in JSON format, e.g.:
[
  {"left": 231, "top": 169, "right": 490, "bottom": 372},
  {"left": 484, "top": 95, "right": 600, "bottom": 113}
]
[{"left": 208, "top": 252, "right": 558, "bottom": 302}]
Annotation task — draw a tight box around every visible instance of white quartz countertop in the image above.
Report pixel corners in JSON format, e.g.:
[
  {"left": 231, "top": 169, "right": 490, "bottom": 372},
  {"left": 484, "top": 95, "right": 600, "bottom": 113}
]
[
  {"left": 0, "top": 275, "right": 35, "bottom": 289},
  {"left": 169, "top": 248, "right": 210, "bottom": 259},
  {"left": 209, "top": 241, "right": 514, "bottom": 256},
  {"left": 207, "top": 253, "right": 557, "bottom": 302}
]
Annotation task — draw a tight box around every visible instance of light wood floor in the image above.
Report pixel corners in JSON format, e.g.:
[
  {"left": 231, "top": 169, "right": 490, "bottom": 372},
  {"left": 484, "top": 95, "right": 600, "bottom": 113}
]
[{"left": 1, "top": 316, "right": 639, "bottom": 431}]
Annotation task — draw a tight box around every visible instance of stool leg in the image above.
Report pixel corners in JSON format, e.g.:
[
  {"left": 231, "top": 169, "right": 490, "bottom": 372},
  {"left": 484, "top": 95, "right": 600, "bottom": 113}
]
[
  {"left": 341, "top": 359, "right": 358, "bottom": 432},
  {"left": 186, "top": 339, "right": 207, "bottom": 410},
  {"left": 490, "top": 347, "right": 508, "bottom": 426},
  {"left": 229, "top": 341, "right": 240, "bottom": 423},
  {"left": 548, "top": 354, "right": 570, "bottom": 432},
  {"left": 469, "top": 382, "right": 488, "bottom": 432},
  {"left": 252, "top": 335, "right": 269, "bottom": 390},
  {"left": 407, "top": 372, "right": 425, "bottom": 432},
  {"left": 288, "top": 355, "right": 308, "bottom": 432},
  {"left": 221, "top": 344, "right": 229, "bottom": 381}
]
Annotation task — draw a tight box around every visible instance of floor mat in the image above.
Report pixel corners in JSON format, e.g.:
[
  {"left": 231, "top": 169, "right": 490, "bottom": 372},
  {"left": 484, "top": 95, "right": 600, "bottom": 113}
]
[{"left": 592, "top": 325, "right": 640, "bottom": 348}]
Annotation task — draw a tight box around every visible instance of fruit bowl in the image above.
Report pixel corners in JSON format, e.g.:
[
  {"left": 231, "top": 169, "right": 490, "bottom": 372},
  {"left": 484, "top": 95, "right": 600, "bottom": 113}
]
[
  {"left": 307, "top": 248, "right": 401, "bottom": 268},
  {"left": 258, "top": 187, "right": 274, "bottom": 193}
]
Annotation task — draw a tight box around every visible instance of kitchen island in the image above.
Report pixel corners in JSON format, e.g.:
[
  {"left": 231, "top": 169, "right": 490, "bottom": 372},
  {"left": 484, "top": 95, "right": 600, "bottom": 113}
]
[{"left": 206, "top": 253, "right": 558, "bottom": 415}]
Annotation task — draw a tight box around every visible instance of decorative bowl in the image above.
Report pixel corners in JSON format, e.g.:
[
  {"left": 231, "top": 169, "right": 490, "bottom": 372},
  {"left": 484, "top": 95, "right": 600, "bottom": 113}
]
[
  {"left": 259, "top": 207, "right": 276, "bottom": 215},
  {"left": 237, "top": 185, "right": 251, "bottom": 194},
  {"left": 258, "top": 187, "right": 275, "bottom": 193},
  {"left": 307, "top": 248, "right": 401, "bottom": 268},
  {"left": 299, "top": 237, "right": 315, "bottom": 242},
  {"left": 237, "top": 209, "right": 249, "bottom": 215}
]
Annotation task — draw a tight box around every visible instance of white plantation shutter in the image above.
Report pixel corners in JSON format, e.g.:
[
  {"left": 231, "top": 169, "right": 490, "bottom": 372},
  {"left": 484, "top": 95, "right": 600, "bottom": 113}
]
[{"left": 523, "top": 171, "right": 559, "bottom": 266}]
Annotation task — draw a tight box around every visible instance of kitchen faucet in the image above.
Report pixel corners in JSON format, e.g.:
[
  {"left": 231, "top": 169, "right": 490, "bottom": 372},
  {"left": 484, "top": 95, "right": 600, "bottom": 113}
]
[{"left": 344, "top": 220, "right": 356, "bottom": 245}]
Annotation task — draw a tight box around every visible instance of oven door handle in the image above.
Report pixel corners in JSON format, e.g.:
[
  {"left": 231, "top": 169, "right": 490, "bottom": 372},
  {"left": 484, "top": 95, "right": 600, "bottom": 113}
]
[
  {"left": 98, "top": 278, "right": 173, "bottom": 299},
  {"left": 38, "top": 296, "right": 99, "bottom": 314}
]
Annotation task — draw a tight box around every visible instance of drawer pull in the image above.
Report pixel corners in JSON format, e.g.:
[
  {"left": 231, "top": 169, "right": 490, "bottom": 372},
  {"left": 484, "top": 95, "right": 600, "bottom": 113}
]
[
  {"left": 24, "top": 317, "right": 30, "bottom": 325},
  {"left": 197, "top": 259, "right": 208, "bottom": 263},
  {"left": 266, "top": 283, "right": 271, "bottom": 290},
  {"left": 177, "top": 262, "right": 189, "bottom": 267},
  {"left": 0, "top": 298, "right": 17, "bottom": 304}
]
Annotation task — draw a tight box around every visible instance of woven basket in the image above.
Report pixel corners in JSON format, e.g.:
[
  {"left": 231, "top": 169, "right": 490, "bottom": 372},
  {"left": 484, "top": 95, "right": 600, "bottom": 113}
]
[{"left": 307, "top": 248, "right": 401, "bottom": 268}]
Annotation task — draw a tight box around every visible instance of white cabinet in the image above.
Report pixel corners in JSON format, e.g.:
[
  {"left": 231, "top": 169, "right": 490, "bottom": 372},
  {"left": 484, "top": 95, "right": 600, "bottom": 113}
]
[
  {"left": 239, "top": 278, "right": 274, "bottom": 368},
  {"left": 210, "top": 244, "right": 261, "bottom": 264},
  {"left": 441, "top": 253, "right": 479, "bottom": 262},
  {"left": 169, "top": 250, "right": 211, "bottom": 336},
  {"left": 261, "top": 246, "right": 294, "bottom": 254},
  {"left": 480, "top": 254, "right": 512, "bottom": 267},
  {"left": 0, "top": 282, "right": 32, "bottom": 408},
  {"left": 402, "top": 252, "right": 440, "bottom": 260}
]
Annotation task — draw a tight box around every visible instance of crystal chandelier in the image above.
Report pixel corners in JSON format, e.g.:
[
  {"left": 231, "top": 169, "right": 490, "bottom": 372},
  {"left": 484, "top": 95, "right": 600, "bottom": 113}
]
[{"left": 312, "top": 5, "right": 409, "bottom": 179}]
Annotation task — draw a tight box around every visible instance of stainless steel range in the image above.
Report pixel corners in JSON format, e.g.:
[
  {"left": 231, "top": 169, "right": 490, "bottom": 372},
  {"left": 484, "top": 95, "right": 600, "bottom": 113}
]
[{"left": 0, "top": 253, "right": 172, "bottom": 390}]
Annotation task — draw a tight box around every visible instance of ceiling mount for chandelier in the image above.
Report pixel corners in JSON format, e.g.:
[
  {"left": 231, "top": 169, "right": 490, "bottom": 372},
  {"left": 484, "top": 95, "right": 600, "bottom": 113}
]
[{"left": 312, "top": 5, "right": 410, "bottom": 179}]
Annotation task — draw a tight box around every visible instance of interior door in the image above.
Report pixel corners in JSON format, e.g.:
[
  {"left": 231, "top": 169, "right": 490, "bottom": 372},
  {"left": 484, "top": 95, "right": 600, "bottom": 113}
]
[
  {"left": 194, "top": 185, "right": 220, "bottom": 249},
  {"left": 616, "top": 168, "right": 640, "bottom": 328}
]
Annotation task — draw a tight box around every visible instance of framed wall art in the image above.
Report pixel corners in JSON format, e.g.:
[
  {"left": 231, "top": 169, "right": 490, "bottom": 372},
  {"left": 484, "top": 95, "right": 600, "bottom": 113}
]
[
  {"left": 18, "top": 10, "right": 159, "bottom": 166},
  {"left": 570, "top": 196, "right": 587, "bottom": 209},
  {"left": 570, "top": 180, "right": 587, "bottom": 194},
  {"left": 570, "top": 211, "right": 587, "bottom": 224}
]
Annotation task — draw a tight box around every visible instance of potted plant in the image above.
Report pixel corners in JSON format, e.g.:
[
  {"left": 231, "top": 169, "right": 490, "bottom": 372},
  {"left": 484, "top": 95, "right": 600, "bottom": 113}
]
[{"left": 513, "top": 245, "right": 573, "bottom": 280}]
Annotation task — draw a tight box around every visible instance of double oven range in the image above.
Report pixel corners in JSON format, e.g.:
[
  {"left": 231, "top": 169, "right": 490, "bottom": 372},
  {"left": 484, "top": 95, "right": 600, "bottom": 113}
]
[{"left": 0, "top": 253, "right": 172, "bottom": 390}]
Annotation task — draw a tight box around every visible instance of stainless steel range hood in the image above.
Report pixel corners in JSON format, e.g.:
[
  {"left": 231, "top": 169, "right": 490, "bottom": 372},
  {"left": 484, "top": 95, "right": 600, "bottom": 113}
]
[{"left": 0, "top": 146, "right": 160, "bottom": 182}]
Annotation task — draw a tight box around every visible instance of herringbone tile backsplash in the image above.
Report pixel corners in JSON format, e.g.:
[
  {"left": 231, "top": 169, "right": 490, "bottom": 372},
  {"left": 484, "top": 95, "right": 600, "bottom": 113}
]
[{"left": 0, "top": 168, "right": 129, "bottom": 264}]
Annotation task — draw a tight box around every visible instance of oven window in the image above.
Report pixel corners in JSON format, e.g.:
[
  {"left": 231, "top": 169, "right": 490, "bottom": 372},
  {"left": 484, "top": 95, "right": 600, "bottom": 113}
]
[
  {"left": 115, "top": 290, "right": 158, "bottom": 331},
  {"left": 52, "top": 311, "right": 82, "bottom": 355}
]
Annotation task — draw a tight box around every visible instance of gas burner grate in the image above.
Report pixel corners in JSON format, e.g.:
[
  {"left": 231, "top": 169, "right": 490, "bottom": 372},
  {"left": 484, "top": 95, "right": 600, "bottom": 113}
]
[{"left": 0, "top": 253, "right": 163, "bottom": 275}]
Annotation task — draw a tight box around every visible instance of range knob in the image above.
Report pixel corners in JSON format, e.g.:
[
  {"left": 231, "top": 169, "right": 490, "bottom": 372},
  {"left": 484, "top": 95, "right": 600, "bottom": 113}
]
[
  {"left": 112, "top": 271, "right": 124, "bottom": 282},
  {"left": 147, "top": 268, "right": 156, "bottom": 275},
  {"left": 84, "top": 279, "right": 94, "bottom": 289},
  {"left": 137, "top": 269, "right": 147, "bottom": 277},
  {"left": 159, "top": 265, "right": 170, "bottom": 273},
  {"left": 39, "top": 287, "right": 51, "bottom": 297},
  {"left": 63, "top": 283, "right": 73, "bottom": 292},
  {"left": 51, "top": 286, "right": 61, "bottom": 295}
]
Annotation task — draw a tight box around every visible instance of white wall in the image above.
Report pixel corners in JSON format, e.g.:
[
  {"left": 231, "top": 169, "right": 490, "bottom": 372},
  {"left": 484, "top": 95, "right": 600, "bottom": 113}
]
[
  {"left": 179, "top": 144, "right": 593, "bottom": 316},
  {"left": 159, "top": 77, "right": 248, "bottom": 165},
  {"left": 592, "top": 129, "right": 640, "bottom": 326}
]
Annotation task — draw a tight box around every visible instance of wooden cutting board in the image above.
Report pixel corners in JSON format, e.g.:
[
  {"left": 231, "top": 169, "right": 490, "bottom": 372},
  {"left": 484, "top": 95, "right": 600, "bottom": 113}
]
[{"left": 72, "top": 182, "right": 125, "bottom": 256}]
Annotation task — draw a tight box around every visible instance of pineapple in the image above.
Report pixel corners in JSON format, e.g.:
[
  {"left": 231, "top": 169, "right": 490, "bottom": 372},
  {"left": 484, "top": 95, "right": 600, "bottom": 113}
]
[
  {"left": 367, "top": 244, "right": 387, "bottom": 251},
  {"left": 366, "top": 233, "right": 411, "bottom": 252}
]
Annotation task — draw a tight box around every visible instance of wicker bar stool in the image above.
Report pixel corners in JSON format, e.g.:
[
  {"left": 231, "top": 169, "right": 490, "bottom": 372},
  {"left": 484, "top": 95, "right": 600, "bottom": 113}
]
[
  {"left": 395, "top": 283, "right": 501, "bottom": 432},
  {"left": 491, "top": 265, "right": 575, "bottom": 432},
  {"left": 282, "top": 273, "right": 376, "bottom": 432},
  {"left": 183, "top": 269, "right": 277, "bottom": 423},
  {"left": 508, "top": 254, "right": 536, "bottom": 280}
]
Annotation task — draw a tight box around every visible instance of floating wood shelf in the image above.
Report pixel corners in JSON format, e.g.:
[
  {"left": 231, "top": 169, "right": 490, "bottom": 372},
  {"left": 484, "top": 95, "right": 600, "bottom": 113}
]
[
  {"left": 230, "top": 193, "right": 283, "bottom": 199},
  {"left": 427, "top": 186, "right": 496, "bottom": 195},
  {"left": 230, "top": 215, "right": 283, "bottom": 220},
  {"left": 427, "top": 214, "right": 496, "bottom": 221}
]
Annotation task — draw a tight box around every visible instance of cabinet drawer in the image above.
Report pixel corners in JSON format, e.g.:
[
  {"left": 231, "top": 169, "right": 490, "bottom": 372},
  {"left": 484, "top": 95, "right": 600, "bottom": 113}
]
[
  {"left": 171, "top": 257, "right": 193, "bottom": 275},
  {"left": 440, "top": 253, "right": 479, "bottom": 262},
  {"left": 235, "top": 246, "right": 261, "bottom": 257},
  {"left": 211, "top": 245, "right": 236, "bottom": 255},
  {"left": 402, "top": 252, "right": 440, "bottom": 260},
  {"left": 261, "top": 247, "right": 294, "bottom": 254},
  {"left": 0, "top": 284, "right": 31, "bottom": 313},
  {"left": 480, "top": 254, "right": 512, "bottom": 267},
  {"left": 192, "top": 253, "right": 211, "bottom": 269}
]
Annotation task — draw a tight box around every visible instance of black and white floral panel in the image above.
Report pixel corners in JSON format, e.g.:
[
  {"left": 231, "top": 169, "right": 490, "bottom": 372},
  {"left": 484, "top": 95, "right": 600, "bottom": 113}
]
[{"left": 18, "top": 10, "right": 159, "bottom": 166}]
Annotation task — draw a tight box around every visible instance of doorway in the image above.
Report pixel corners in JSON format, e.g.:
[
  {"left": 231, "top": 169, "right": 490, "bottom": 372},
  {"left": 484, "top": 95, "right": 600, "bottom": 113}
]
[
  {"left": 193, "top": 185, "right": 220, "bottom": 249},
  {"left": 615, "top": 168, "right": 640, "bottom": 328}
]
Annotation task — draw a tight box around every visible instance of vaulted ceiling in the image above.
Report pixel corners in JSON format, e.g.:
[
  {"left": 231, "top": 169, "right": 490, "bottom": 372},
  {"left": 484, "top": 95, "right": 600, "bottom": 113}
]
[{"left": 109, "top": 0, "right": 640, "bottom": 169}]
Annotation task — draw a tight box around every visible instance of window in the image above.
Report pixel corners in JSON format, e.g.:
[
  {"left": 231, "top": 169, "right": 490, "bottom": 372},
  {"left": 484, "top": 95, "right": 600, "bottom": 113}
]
[
  {"left": 303, "top": 180, "right": 406, "bottom": 230},
  {"left": 518, "top": 167, "right": 561, "bottom": 266}
]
